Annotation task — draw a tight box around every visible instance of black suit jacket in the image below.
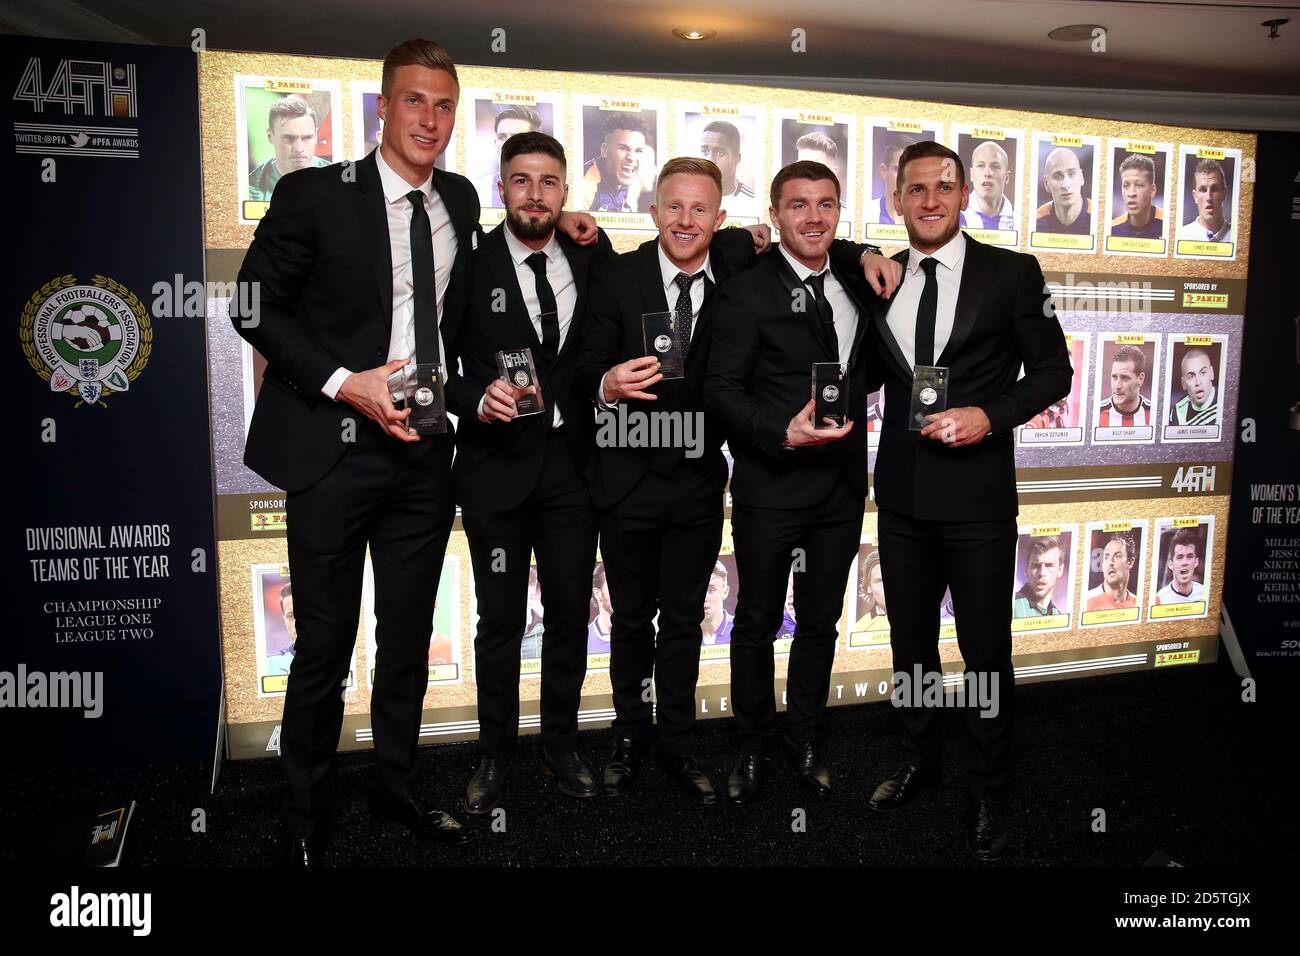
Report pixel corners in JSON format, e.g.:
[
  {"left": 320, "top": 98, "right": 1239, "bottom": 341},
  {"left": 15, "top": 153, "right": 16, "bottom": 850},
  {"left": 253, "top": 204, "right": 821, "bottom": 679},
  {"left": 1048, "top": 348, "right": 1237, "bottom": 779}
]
[
  {"left": 233, "top": 150, "right": 481, "bottom": 493},
  {"left": 705, "top": 247, "right": 878, "bottom": 510},
  {"left": 574, "top": 227, "right": 755, "bottom": 510},
  {"left": 867, "top": 234, "right": 1072, "bottom": 521},
  {"left": 448, "top": 221, "right": 615, "bottom": 513}
]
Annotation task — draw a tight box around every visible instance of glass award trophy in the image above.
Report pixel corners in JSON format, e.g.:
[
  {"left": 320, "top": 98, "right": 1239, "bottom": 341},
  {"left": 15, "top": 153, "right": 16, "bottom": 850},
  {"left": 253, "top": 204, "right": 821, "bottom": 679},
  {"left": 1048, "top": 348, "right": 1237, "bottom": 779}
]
[
  {"left": 812, "top": 362, "right": 849, "bottom": 427},
  {"left": 642, "top": 311, "right": 685, "bottom": 380},
  {"left": 909, "top": 365, "right": 949, "bottom": 431},
  {"left": 408, "top": 363, "right": 447, "bottom": 434},
  {"left": 496, "top": 347, "right": 545, "bottom": 417}
]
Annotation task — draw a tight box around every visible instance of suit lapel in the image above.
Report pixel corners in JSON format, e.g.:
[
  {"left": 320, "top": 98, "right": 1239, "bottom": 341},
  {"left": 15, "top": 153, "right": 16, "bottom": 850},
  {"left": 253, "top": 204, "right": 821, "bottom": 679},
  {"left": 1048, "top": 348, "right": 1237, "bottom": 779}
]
[
  {"left": 432, "top": 168, "right": 473, "bottom": 265},
  {"left": 876, "top": 249, "right": 915, "bottom": 380},
  {"left": 356, "top": 151, "right": 394, "bottom": 330},
  {"left": 555, "top": 233, "right": 587, "bottom": 362},
  {"left": 936, "top": 235, "right": 987, "bottom": 367},
  {"left": 685, "top": 265, "right": 722, "bottom": 375},
  {"left": 828, "top": 259, "right": 869, "bottom": 368},
  {"left": 486, "top": 225, "right": 544, "bottom": 354},
  {"left": 770, "top": 250, "right": 836, "bottom": 360}
]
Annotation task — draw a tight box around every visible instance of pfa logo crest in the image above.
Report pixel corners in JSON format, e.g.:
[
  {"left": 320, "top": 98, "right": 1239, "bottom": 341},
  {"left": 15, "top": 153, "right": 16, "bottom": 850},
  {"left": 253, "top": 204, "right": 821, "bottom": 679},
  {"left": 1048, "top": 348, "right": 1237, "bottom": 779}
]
[{"left": 20, "top": 274, "right": 151, "bottom": 407}]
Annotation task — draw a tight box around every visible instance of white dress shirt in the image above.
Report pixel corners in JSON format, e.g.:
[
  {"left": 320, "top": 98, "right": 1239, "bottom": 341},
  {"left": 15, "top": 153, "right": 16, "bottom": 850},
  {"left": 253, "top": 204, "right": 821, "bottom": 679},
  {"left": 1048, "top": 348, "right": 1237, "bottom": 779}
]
[
  {"left": 322, "top": 145, "right": 457, "bottom": 400},
  {"left": 886, "top": 229, "right": 966, "bottom": 368},
  {"left": 778, "top": 244, "right": 857, "bottom": 367},
  {"left": 597, "top": 244, "right": 714, "bottom": 406},
  {"left": 502, "top": 224, "right": 577, "bottom": 426},
  {"left": 1179, "top": 217, "right": 1232, "bottom": 243}
]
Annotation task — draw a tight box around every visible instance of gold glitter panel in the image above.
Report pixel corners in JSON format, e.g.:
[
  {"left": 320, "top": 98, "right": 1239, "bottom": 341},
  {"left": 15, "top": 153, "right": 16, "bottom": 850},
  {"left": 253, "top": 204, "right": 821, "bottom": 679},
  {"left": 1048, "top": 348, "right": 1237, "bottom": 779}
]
[{"left": 199, "top": 50, "right": 1253, "bottom": 276}]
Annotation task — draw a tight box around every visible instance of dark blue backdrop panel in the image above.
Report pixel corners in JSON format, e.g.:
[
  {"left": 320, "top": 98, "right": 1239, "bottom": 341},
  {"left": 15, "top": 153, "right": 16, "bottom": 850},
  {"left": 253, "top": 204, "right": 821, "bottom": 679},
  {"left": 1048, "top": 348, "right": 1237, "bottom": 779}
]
[{"left": 4, "top": 37, "right": 222, "bottom": 766}]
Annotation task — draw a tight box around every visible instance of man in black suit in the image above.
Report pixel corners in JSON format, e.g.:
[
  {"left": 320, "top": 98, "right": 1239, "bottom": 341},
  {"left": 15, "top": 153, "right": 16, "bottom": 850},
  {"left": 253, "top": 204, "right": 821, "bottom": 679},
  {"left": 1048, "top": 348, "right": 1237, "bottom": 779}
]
[
  {"left": 704, "top": 160, "right": 881, "bottom": 805},
  {"left": 450, "top": 131, "right": 615, "bottom": 813},
  {"left": 232, "top": 40, "right": 597, "bottom": 865},
  {"left": 575, "top": 157, "right": 754, "bottom": 805},
  {"left": 863, "top": 141, "right": 1071, "bottom": 862}
]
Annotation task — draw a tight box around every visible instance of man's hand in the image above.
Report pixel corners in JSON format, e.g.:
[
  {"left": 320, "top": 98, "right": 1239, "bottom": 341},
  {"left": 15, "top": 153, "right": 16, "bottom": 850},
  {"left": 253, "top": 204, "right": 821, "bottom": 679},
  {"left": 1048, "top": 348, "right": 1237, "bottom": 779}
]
[
  {"left": 480, "top": 378, "right": 536, "bottom": 423},
  {"left": 602, "top": 356, "right": 662, "bottom": 404},
  {"left": 785, "top": 399, "right": 854, "bottom": 447},
  {"left": 863, "top": 252, "right": 903, "bottom": 298},
  {"left": 744, "top": 223, "right": 772, "bottom": 254},
  {"left": 920, "top": 406, "right": 991, "bottom": 447},
  {"left": 557, "top": 211, "right": 599, "bottom": 246},
  {"left": 337, "top": 357, "right": 418, "bottom": 442}
]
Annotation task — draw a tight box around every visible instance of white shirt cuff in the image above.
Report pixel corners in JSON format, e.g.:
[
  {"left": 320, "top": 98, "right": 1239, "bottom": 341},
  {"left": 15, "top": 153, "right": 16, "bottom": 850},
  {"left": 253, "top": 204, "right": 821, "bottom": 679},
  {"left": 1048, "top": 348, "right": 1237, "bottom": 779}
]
[
  {"left": 597, "top": 371, "right": 618, "bottom": 409},
  {"left": 322, "top": 367, "right": 351, "bottom": 400},
  {"left": 476, "top": 393, "right": 488, "bottom": 420}
]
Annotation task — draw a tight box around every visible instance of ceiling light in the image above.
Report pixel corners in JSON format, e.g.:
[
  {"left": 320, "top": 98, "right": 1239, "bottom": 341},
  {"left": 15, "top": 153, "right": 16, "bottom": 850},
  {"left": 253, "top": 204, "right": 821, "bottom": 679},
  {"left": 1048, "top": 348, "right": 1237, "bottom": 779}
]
[
  {"left": 1048, "top": 24, "right": 1103, "bottom": 42},
  {"left": 672, "top": 28, "right": 716, "bottom": 42}
]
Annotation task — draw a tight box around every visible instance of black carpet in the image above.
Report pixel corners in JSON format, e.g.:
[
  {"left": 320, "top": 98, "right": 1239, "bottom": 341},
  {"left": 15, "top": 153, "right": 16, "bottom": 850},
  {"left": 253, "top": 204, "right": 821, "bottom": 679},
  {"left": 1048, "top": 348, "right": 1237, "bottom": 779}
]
[{"left": 2, "top": 652, "right": 1292, "bottom": 867}]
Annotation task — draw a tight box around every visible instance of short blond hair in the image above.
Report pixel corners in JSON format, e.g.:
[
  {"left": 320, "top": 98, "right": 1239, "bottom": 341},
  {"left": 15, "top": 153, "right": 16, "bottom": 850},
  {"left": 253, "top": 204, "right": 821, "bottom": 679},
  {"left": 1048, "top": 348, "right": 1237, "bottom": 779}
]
[
  {"left": 381, "top": 38, "right": 458, "bottom": 101},
  {"left": 656, "top": 156, "right": 722, "bottom": 200}
]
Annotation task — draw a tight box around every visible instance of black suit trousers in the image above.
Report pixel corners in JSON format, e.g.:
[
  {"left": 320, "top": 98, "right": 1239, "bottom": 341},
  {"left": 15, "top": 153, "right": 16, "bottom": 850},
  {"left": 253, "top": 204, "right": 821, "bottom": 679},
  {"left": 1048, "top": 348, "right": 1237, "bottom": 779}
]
[
  {"left": 599, "top": 465, "right": 723, "bottom": 755},
  {"left": 876, "top": 507, "right": 1017, "bottom": 797},
  {"left": 462, "top": 430, "right": 597, "bottom": 761},
  {"left": 281, "top": 424, "right": 454, "bottom": 838},
  {"left": 730, "top": 474, "right": 862, "bottom": 752}
]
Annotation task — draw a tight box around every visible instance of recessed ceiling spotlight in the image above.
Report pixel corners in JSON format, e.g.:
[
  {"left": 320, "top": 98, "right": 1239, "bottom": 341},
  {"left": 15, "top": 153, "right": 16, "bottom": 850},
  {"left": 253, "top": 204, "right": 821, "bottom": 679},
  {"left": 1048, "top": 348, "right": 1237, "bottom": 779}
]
[
  {"left": 1262, "top": 18, "right": 1289, "bottom": 39},
  {"left": 1048, "top": 24, "right": 1104, "bottom": 42},
  {"left": 672, "top": 27, "right": 717, "bottom": 42}
]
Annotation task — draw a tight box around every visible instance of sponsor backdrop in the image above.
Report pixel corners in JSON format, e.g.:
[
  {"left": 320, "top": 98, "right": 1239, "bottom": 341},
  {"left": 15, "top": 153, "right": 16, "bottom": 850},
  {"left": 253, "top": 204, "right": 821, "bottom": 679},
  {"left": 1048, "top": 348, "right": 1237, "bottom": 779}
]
[
  {"left": 5, "top": 37, "right": 222, "bottom": 766},
  {"left": 1224, "top": 131, "right": 1300, "bottom": 674},
  {"left": 196, "top": 51, "right": 1255, "bottom": 759}
]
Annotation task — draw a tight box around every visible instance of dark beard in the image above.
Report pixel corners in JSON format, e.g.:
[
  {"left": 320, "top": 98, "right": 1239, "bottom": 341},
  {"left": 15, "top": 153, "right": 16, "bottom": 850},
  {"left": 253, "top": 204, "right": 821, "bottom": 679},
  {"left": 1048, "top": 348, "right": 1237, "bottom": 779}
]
[{"left": 508, "top": 206, "right": 556, "bottom": 241}]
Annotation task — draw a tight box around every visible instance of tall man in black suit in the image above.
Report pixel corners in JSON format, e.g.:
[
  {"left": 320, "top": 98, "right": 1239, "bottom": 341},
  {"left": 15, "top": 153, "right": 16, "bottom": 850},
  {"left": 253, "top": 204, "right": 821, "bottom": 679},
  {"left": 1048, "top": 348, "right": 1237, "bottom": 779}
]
[
  {"left": 450, "top": 132, "right": 615, "bottom": 812},
  {"left": 232, "top": 40, "right": 597, "bottom": 865},
  {"left": 705, "top": 161, "right": 881, "bottom": 805},
  {"left": 863, "top": 141, "right": 1071, "bottom": 862}
]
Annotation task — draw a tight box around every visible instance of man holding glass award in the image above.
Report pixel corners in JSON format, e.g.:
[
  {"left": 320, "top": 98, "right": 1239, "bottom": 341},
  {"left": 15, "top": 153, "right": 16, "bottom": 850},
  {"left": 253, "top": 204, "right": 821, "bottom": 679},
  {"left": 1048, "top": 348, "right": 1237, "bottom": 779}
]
[
  {"left": 863, "top": 141, "right": 1071, "bottom": 862},
  {"left": 704, "top": 160, "right": 885, "bottom": 805},
  {"left": 447, "top": 130, "right": 615, "bottom": 814},
  {"left": 232, "top": 40, "right": 481, "bottom": 865}
]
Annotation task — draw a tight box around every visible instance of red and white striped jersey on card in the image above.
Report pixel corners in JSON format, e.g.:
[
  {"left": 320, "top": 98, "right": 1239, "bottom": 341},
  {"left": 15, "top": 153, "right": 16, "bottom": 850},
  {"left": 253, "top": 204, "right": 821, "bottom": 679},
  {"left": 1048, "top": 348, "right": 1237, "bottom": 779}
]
[{"left": 1096, "top": 396, "right": 1152, "bottom": 427}]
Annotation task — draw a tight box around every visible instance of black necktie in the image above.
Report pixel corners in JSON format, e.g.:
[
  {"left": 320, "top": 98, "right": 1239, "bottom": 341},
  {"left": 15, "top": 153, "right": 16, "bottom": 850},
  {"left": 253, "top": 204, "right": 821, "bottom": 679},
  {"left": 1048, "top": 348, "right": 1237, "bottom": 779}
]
[
  {"left": 673, "top": 271, "right": 703, "bottom": 353},
  {"left": 406, "top": 190, "right": 440, "bottom": 367},
  {"left": 805, "top": 271, "right": 838, "bottom": 359},
  {"left": 526, "top": 251, "right": 560, "bottom": 358},
  {"left": 915, "top": 257, "right": 939, "bottom": 367}
]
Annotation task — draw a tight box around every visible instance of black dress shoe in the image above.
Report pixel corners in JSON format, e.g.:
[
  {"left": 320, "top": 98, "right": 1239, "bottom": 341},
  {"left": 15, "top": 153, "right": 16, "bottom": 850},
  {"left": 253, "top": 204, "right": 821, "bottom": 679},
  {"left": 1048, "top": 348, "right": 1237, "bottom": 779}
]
[
  {"left": 281, "top": 834, "right": 323, "bottom": 868},
  {"left": 658, "top": 752, "right": 718, "bottom": 805},
  {"left": 786, "top": 739, "right": 833, "bottom": 795},
  {"left": 967, "top": 796, "right": 1009, "bottom": 862},
  {"left": 602, "top": 737, "right": 645, "bottom": 797},
  {"left": 726, "top": 752, "right": 771, "bottom": 806},
  {"left": 867, "top": 763, "right": 938, "bottom": 813},
  {"left": 543, "top": 750, "right": 598, "bottom": 798},
  {"left": 369, "top": 788, "right": 472, "bottom": 845},
  {"left": 465, "top": 755, "right": 511, "bottom": 815}
]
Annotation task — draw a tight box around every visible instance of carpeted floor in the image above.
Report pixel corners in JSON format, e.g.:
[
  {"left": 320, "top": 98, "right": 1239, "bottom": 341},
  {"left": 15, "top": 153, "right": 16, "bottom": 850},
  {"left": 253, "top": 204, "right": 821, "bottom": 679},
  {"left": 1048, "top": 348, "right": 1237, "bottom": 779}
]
[{"left": 2, "top": 653, "right": 1290, "bottom": 867}]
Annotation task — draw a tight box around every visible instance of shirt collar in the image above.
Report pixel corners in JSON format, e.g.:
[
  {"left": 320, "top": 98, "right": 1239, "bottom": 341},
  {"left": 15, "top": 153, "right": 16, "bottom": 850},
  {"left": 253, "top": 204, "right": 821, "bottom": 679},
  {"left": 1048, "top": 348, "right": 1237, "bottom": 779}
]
[
  {"left": 503, "top": 222, "right": 561, "bottom": 266},
  {"left": 656, "top": 242, "right": 714, "bottom": 291},
  {"left": 778, "top": 243, "right": 828, "bottom": 281},
  {"left": 375, "top": 145, "right": 433, "bottom": 204},
  {"left": 907, "top": 228, "right": 966, "bottom": 276}
]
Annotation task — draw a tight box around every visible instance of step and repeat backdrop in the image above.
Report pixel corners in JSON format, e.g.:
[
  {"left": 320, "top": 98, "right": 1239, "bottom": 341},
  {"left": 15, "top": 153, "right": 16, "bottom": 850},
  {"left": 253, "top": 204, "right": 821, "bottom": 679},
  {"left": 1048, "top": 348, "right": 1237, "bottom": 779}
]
[{"left": 196, "top": 51, "right": 1253, "bottom": 759}]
